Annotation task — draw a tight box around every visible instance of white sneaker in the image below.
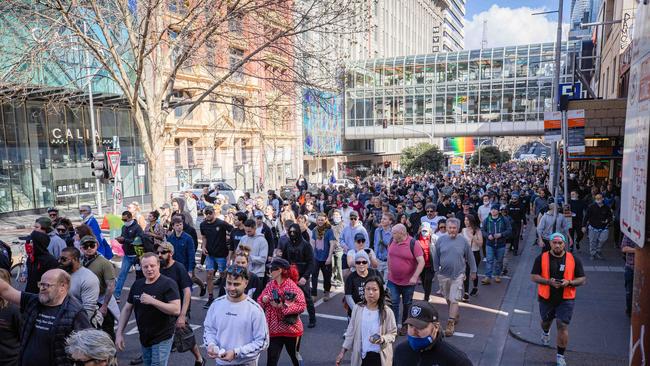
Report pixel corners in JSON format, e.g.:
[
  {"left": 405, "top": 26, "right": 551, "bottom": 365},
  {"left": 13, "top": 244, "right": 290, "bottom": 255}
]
[
  {"left": 541, "top": 331, "right": 551, "bottom": 346},
  {"left": 556, "top": 354, "right": 566, "bottom": 366}
]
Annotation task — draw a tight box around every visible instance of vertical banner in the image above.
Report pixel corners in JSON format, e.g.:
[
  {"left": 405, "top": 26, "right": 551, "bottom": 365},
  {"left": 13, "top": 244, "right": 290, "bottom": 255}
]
[
  {"left": 567, "top": 110, "right": 586, "bottom": 153},
  {"left": 543, "top": 111, "right": 562, "bottom": 142}
]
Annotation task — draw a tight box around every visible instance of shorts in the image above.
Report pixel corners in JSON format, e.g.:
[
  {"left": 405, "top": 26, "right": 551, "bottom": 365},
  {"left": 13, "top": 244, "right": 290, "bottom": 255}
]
[
  {"left": 205, "top": 256, "right": 227, "bottom": 272},
  {"left": 438, "top": 274, "right": 465, "bottom": 304},
  {"left": 539, "top": 299, "right": 575, "bottom": 325}
]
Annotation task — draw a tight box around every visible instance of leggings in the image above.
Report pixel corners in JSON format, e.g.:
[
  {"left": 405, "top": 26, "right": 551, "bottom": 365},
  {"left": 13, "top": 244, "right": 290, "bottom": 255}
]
[
  {"left": 267, "top": 336, "right": 302, "bottom": 366},
  {"left": 419, "top": 267, "right": 435, "bottom": 301},
  {"left": 464, "top": 250, "right": 481, "bottom": 292}
]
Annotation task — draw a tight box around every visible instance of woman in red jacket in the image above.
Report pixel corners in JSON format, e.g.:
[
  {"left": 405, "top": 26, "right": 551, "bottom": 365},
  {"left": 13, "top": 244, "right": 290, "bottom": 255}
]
[{"left": 258, "top": 257, "right": 306, "bottom": 366}]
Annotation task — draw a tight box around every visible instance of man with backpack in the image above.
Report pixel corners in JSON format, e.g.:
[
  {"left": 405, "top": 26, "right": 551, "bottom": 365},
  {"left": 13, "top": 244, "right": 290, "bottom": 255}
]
[{"left": 386, "top": 224, "right": 425, "bottom": 336}]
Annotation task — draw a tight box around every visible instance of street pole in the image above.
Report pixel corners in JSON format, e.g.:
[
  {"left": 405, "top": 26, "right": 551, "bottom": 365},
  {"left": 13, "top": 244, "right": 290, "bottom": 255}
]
[
  {"left": 562, "top": 110, "right": 569, "bottom": 203},
  {"left": 84, "top": 22, "right": 103, "bottom": 216},
  {"left": 552, "top": 0, "right": 564, "bottom": 213}
]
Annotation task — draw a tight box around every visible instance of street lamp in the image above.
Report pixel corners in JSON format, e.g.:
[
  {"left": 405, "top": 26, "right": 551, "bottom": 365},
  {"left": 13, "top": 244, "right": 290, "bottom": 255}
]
[{"left": 477, "top": 138, "right": 491, "bottom": 167}]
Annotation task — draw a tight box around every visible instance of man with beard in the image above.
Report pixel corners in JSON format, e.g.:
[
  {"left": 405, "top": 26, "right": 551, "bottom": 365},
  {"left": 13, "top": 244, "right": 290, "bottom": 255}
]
[
  {"left": 531, "top": 233, "right": 586, "bottom": 366},
  {"left": 157, "top": 243, "right": 205, "bottom": 366},
  {"left": 281, "top": 223, "right": 316, "bottom": 328},
  {"left": 116, "top": 253, "right": 181, "bottom": 366},
  {"left": 0, "top": 268, "right": 91, "bottom": 366},
  {"left": 59, "top": 247, "right": 101, "bottom": 326},
  {"left": 203, "top": 265, "right": 269, "bottom": 365}
]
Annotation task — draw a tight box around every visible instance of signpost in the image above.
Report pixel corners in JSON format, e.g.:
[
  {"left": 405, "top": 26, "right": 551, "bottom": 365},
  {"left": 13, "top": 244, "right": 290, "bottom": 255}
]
[
  {"left": 566, "top": 109, "right": 586, "bottom": 153},
  {"left": 622, "top": 3, "right": 650, "bottom": 364},
  {"left": 543, "top": 111, "right": 562, "bottom": 142}
]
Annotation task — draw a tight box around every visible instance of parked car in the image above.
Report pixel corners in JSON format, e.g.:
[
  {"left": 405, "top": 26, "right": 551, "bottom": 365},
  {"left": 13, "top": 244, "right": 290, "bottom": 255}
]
[
  {"left": 171, "top": 180, "right": 245, "bottom": 209},
  {"left": 332, "top": 178, "right": 356, "bottom": 190}
]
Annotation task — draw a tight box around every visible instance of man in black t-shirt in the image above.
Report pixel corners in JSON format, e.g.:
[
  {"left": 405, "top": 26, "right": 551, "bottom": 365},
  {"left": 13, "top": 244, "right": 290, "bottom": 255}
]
[
  {"left": 0, "top": 268, "right": 91, "bottom": 366},
  {"left": 531, "top": 232, "right": 586, "bottom": 366},
  {"left": 228, "top": 212, "right": 248, "bottom": 259},
  {"left": 200, "top": 207, "right": 234, "bottom": 309},
  {"left": 115, "top": 253, "right": 180, "bottom": 366},
  {"left": 157, "top": 243, "right": 204, "bottom": 366}
]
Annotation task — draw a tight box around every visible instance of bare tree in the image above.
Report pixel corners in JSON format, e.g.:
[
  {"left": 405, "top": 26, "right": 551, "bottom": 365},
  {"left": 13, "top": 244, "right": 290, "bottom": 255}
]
[{"left": 0, "top": 0, "right": 367, "bottom": 206}]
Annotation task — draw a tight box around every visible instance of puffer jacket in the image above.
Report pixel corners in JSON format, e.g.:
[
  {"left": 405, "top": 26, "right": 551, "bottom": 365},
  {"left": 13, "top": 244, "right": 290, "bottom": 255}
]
[{"left": 257, "top": 278, "right": 306, "bottom": 338}]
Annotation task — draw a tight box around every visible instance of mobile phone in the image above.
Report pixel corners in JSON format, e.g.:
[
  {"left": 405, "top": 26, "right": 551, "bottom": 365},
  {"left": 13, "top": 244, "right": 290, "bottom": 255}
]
[
  {"left": 554, "top": 279, "right": 563, "bottom": 283},
  {"left": 370, "top": 334, "right": 382, "bottom": 344}
]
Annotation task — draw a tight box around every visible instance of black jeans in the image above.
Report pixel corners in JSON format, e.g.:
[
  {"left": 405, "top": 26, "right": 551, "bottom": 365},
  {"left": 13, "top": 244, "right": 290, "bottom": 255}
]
[
  {"left": 311, "top": 260, "right": 332, "bottom": 296},
  {"left": 511, "top": 224, "right": 522, "bottom": 253},
  {"left": 267, "top": 336, "right": 302, "bottom": 366},
  {"left": 361, "top": 351, "right": 381, "bottom": 366},
  {"left": 464, "top": 251, "right": 481, "bottom": 293},
  {"left": 298, "top": 281, "right": 315, "bottom": 322},
  {"left": 419, "top": 267, "right": 435, "bottom": 301},
  {"left": 569, "top": 227, "right": 584, "bottom": 249}
]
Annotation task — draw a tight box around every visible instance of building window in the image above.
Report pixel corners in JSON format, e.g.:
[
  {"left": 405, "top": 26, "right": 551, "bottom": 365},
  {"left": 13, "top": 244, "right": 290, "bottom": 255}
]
[
  {"left": 174, "top": 138, "right": 181, "bottom": 166},
  {"left": 232, "top": 97, "right": 245, "bottom": 124},
  {"left": 168, "top": 0, "right": 188, "bottom": 14},
  {"left": 228, "top": 12, "right": 243, "bottom": 34},
  {"left": 229, "top": 48, "right": 244, "bottom": 81},
  {"left": 187, "top": 139, "right": 195, "bottom": 167}
]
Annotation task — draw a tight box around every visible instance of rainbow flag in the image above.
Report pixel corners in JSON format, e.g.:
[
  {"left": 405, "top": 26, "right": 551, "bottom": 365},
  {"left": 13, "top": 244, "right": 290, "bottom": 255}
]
[{"left": 449, "top": 137, "right": 476, "bottom": 155}]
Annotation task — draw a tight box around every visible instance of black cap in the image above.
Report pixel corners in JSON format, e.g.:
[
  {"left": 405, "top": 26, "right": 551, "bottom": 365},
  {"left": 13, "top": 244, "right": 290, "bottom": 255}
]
[
  {"left": 404, "top": 300, "right": 439, "bottom": 329},
  {"left": 354, "top": 233, "right": 366, "bottom": 242},
  {"left": 266, "top": 257, "right": 290, "bottom": 270}
]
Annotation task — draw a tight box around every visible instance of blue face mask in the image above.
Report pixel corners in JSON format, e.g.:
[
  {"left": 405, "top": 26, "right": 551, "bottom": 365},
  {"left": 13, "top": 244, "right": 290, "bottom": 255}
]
[{"left": 407, "top": 335, "right": 434, "bottom": 351}]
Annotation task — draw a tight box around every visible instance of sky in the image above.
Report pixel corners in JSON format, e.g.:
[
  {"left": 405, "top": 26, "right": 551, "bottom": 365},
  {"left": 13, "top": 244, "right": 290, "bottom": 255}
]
[{"left": 464, "top": 0, "right": 573, "bottom": 50}]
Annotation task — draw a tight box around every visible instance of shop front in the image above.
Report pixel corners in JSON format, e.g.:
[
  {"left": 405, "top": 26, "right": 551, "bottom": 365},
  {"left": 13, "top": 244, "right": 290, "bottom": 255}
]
[{"left": 0, "top": 100, "right": 148, "bottom": 214}]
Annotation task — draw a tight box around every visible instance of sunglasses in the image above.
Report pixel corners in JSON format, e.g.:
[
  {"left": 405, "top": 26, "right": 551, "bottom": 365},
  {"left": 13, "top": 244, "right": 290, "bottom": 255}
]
[
  {"left": 350, "top": 217, "right": 358, "bottom": 220},
  {"left": 156, "top": 250, "right": 170, "bottom": 255},
  {"left": 225, "top": 265, "right": 249, "bottom": 279},
  {"left": 355, "top": 260, "right": 368, "bottom": 265},
  {"left": 81, "top": 243, "right": 96, "bottom": 249}
]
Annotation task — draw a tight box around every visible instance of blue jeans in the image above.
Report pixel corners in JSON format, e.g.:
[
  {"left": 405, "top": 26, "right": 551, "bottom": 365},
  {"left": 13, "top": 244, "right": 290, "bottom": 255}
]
[
  {"left": 485, "top": 245, "right": 506, "bottom": 278},
  {"left": 115, "top": 255, "right": 137, "bottom": 300},
  {"left": 142, "top": 337, "right": 173, "bottom": 366},
  {"left": 387, "top": 281, "right": 415, "bottom": 325}
]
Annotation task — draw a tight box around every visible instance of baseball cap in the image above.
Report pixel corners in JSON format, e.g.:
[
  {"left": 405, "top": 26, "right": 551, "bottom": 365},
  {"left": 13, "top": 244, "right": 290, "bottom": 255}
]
[
  {"left": 267, "top": 257, "right": 290, "bottom": 270},
  {"left": 254, "top": 210, "right": 264, "bottom": 218},
  {"left": 354, "top": 233, "right": 366, "bottom": 242},
  {"left": 157, "top": 242, "right": 174, "bottom": 252},
  {"left": 491, "top": 203, "right": 501, "bottom": 211},
  {"left": 79, "top": 235, "right": 98, "bottom": 246},
  {"left": 404, "top": 300, "right": 439, "bottom": 329}
]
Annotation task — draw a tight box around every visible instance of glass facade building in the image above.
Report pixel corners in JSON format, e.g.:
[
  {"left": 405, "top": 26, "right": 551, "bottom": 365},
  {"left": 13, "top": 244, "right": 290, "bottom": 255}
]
[
  {"left": 0, "top": 102, "right": 148, "bottom": 213},
  {"left": 344, "top": 42, "right": 581, "bottom": 139}
]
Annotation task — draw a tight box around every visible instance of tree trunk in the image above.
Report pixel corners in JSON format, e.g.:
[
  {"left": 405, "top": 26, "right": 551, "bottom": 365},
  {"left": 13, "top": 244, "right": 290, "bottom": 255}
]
[{"left": 147, "top": 148, "right": 167, "bottom": 209}]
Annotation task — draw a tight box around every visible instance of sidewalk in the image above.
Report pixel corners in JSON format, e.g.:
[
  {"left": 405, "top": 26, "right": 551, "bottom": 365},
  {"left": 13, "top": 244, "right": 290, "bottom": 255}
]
[{"left": 503, "top": 232, "right": 629, "bottom": 365}]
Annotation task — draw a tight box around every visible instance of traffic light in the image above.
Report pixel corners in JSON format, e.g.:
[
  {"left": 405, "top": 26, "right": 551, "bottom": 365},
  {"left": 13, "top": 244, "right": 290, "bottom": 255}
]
[{"left": 91, "top": 152, "right": 109, "bottom": 180}]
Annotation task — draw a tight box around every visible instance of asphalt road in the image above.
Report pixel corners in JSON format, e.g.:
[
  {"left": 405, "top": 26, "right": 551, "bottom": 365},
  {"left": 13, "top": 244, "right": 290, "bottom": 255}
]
[{"left": 0, "top": 224, "right": 534, "bottom": 365}]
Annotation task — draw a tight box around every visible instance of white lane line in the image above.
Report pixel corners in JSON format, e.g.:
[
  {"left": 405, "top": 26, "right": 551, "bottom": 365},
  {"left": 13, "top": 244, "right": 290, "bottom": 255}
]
[
  {"left": 313, "top": 288, "right": 344, "bottom": 308},
  {"left": 514, "top": 309, "right": 531, "bottom": 315},
  {"left": 127, "top": 323, "right": 202, "bottom": 335},
  {"left": 310, "top": 313, "right": 349, "bottom": 322},
  {"left": 452, "top": 332, "right": 475, "bottom": 338}
]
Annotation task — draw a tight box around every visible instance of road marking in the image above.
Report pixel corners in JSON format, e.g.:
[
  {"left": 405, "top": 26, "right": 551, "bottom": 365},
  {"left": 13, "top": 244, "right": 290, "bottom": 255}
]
[
  {"left": 452, "top": 332, "right": 475, "bottom": 338},
  {"left": 583, "top": 265, "right": 625, "bottom": 272},
  {"left": 127, "top": 323, "right": 202, "bottom": 335},
  {"left": 313, "top": 288, "right": 344, "bottom": 308},
  {"left": 514, "top": 309, "right": 531, "bottom": 315}
]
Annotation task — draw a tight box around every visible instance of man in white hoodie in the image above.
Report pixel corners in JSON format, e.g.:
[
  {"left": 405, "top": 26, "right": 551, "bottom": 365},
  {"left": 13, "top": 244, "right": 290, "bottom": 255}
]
[{"left": 237, "top": 219, "right": 269, "bottom": 279}]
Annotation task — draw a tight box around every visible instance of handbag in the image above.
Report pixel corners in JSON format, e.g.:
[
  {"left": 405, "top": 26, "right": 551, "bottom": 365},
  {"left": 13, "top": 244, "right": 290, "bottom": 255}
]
[{"left": 173, "top": 324, "right": 196, "bottom": 353}]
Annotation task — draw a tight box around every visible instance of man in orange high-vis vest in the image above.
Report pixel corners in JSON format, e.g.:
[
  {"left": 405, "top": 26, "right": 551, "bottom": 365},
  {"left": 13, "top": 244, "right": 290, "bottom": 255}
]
[{"left": 531, "top": 232, "right": 586, "bottom": 366}]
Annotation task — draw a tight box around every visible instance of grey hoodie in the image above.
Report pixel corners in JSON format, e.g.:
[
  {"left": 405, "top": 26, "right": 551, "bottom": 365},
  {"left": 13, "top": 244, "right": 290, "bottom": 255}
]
[
  {"left": 238, "top": 233, "right": 269, "bottom": 277},
  {"left": 47, "top": 231, "right": 68, "bottom": 258}
]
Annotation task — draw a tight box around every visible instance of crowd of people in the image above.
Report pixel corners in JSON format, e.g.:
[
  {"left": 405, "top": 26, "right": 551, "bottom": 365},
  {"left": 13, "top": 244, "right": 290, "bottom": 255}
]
[{"left": 0, "top": 160, "right": 626, "bottom": 366}]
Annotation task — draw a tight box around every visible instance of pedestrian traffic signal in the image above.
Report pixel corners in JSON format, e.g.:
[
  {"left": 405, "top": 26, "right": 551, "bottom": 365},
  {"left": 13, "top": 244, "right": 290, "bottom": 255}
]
[{"left": 91, "top": 153, "right": 110, "bottom": 181}]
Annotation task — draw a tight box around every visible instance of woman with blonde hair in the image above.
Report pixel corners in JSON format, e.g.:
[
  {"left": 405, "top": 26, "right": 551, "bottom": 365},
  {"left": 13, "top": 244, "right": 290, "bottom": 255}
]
[{"left": 0, "top": 268, "right": 21, "bottom": 366}]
